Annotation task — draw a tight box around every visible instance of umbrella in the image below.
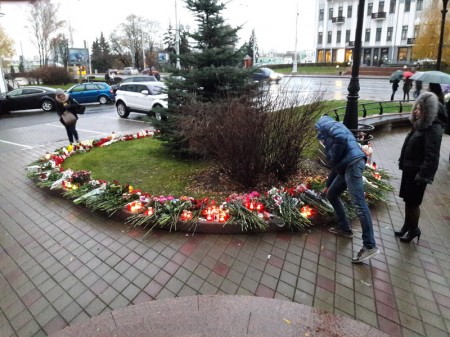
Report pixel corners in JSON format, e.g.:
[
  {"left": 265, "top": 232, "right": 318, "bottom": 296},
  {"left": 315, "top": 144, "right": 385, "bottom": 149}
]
[
  {"left": 389, "top": 70, "right": 403, "bottom": 82},
  {"left": 410, "top": 71, "right": 450, "bottom": 84},
  {"left": 403, "top": 71, "right": 414, "bottom": 78}
]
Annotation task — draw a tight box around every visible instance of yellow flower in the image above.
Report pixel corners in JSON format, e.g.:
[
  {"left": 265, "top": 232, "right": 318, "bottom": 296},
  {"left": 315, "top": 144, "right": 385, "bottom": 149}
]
[
  {"left": 128, "top": 185, "right": 134, "bottom": 193},
  {"left": 67, "top": 144, "right": 73, "bottom": 152}
]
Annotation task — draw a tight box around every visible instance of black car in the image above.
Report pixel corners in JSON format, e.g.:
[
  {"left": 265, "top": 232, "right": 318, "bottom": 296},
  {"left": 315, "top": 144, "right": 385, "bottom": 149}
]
[
  {"left": 111, "top": 75, "right": 159, "bottom": 94},
  {"left": 252, "top": 67, "right": 284, "bottom": 84},
  {"left": 0, "top": 86, "right": 57, "bottom": 114}
]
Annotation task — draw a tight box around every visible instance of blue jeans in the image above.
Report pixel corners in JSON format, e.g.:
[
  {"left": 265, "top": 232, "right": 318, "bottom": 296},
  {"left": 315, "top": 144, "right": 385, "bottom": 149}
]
[{"left": 326, "top": 159, "right": 377, "bottom": 249}]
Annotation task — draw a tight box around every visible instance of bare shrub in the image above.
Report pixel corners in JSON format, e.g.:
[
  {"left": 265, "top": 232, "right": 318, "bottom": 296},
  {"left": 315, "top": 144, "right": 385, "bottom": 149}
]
[
  {"left": 26, "top": 66, "right": 71, "bottom": 85},
  {"left": 177, "top": 81, "right": 326, "bottom": 187},
  {"left": 177, "top": 95, "right": 267, "bottom": 187},
  {"left": 259, "top": 83, "right": 326, "bottom": 181}
]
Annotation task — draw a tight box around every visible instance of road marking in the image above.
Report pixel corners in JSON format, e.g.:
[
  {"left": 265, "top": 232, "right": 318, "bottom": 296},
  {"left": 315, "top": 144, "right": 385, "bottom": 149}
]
[
  {"left": 45, "top": 124, "right": 110, "bottom": 134},
  {"left": 101, "top": 116, "right": 149, "bottom": 123},
  {"left": 0, "top": 139, "right": 33, "bottom": 149}
]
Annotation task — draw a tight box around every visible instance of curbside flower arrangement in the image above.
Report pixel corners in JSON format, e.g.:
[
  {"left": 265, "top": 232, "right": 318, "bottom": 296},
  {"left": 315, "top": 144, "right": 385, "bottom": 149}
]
[{"left": 26, "top": 131, "right": 394, "bottom": 235}]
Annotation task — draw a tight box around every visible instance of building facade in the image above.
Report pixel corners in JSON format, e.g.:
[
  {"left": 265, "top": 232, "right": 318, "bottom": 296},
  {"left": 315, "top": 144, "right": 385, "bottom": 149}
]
[{"left": 315, "top": 0, "right": 432, "bottom": 66}]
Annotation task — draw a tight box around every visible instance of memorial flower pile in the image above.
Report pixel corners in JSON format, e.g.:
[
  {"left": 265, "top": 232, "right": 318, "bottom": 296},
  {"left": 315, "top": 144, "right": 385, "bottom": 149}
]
[{"left": 26, "top": 130, "right": 394, "bottom": 234}]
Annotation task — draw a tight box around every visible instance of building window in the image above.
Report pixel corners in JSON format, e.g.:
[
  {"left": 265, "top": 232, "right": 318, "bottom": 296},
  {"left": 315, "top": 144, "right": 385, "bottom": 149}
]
[
  {"left": 405, "top": 0, "right": 411, "bottom": 12},
  {"left": 337, "top": 30, "right": 342, "bottom": 43},
  {"left": 345, "top": 30, "right": 351, "bottom": 43},
  {"left": 327, "top": 31, "right": 332, "bottom": 44},
  {"left": 414, "top": 25, "right": 420, "bottom": 38},
  {"left": 347, "top": 5, "right": 353, "bottom": 18},
  {"left": 387, "top": 27, "right": 393, "bottom": 41},
  {"left": 376, "top": 28, "right": 382, "bottom": 42},
  {"left": 319, "top": 9, "right": 324, "bottom": 21},
  {"left": 329, "top": 8, "right": 333, "bottom": 20},
  {"left": 365, "top": 28, "right": 371, "bottom": 42},
  {"left": 401, "top": 26, "right": 408, "bottom": 40},
  {"left": 389, "top": 0, "right": 396, "bottom": 14},
  {"left": 318, "top": 32, "right": 323, "bottom": 44},
  {"left": 368, "top": 3, "right": 373, "bottom": 15},
  {"left": 398, "top": 47, "right": 408, "bottom": 61},
  {"left": 417, "top": 0, "right": 424, "bottom": 11},
  {"left": 379, "top": 1, "right": 385, "bottom": 12},
  {"left": 338, "top": 6, "right": 343, "bottom": 17}
]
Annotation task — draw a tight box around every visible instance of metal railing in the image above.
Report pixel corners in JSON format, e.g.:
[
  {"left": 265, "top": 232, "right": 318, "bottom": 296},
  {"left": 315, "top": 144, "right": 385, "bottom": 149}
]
[
  {"left": 325, "top": 100, "right": 413, "bottom": 143},
  {"left": 326, "top": 100, "right": 412, "bottom": 121}
]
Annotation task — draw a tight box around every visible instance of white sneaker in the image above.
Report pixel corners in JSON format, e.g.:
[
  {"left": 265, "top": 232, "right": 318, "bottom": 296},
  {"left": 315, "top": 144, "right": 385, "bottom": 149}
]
[{"left": 352, "top": 247, "right": 379, "bottom": 263}]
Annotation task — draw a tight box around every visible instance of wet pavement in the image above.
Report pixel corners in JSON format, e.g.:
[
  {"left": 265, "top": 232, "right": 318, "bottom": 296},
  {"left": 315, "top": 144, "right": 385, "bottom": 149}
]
[{"left": 0, "top": 111, "right": 449, "bottom": 337}]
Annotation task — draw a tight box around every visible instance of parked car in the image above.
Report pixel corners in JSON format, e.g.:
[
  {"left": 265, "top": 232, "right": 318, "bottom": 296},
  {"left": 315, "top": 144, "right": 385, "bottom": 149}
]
[
  {"left": 0, "top": 86, "right": 56, "bottom": 113},
  {"left": 115, "top": 82, "right": 168, "bottom": 119},
  {"left": 414, "top": 58, "right": 437, "bottom": 67},
  {"left": 66, "top": 82, "right": 114, "bottom": 104},
  {"left": 252, "top": 67, "right": 284, "bottom": 83},
  {"left": 122, "top": 67, "right": 139, "bottom": 75},
  {"left": 111, "top": 75, "right": 159, "bottom": 94}
]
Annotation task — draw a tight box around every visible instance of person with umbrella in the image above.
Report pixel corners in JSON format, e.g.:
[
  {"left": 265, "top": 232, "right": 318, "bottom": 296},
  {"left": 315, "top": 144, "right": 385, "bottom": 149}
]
[
  {"left": 402, "top": 74, "right": 413, "bottom": 102},
  {"left": 391, "top": 79, "right": 400, "bottom": 101},
  {"left": 395, "top": 91, "right": 445, "bottom": 243}
]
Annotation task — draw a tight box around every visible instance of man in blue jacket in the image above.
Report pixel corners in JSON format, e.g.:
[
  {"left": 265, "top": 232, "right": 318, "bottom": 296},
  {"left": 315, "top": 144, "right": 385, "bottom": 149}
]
[{"left": 315, "top": 116, "right": 379, "bottom": 263}]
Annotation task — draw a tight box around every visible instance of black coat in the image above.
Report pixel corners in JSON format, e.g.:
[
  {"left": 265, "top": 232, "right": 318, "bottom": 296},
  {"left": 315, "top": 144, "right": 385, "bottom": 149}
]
[
  {"left": 399, "top": 92, "right": 444, "bottom": 184},
  {"left": 55, "top": 96, "right": 80, "bottom": 126}
]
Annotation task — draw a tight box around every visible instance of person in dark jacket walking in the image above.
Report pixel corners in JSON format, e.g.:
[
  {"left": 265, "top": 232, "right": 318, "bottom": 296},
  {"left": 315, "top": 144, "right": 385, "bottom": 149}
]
[
  {"left": 403, "top": 78, "right": 412, "bottom": 101},
  {"left": 315, "top": 116, "right": 379, "bottom": 263},
  {"left": 390, "top": 79, "right": 400, "bottom": 101},
  {"left": 55, "top": 89, "right": 81, "bottom": 144},
  {"left": 413, "top": 80, "right": 422, "bottom": 98},
  {"left": 395, "top": 92, "right": 444, "bottom": 243}
]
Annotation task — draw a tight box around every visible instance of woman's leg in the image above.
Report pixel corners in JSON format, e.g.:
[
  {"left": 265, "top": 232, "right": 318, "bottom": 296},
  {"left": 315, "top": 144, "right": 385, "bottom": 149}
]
[
  {"left": 67, "top": 125, "right": 79, "bottom": 143},
  {"left": 65, "top": 126, "right": 74, "bottom": 143}
]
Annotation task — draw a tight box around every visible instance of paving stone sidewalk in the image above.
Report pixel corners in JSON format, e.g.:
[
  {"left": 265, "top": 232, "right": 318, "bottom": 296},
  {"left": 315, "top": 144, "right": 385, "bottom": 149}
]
[{"left": 0, "top": 127, "right": 449, "bottom": 337}]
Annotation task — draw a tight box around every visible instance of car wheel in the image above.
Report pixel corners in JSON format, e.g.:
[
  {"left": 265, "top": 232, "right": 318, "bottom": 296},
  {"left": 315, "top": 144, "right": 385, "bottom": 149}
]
[
  {"left": 41, "top": 99, "right": 54, "bottom": 111},
  {"left": 98, "top": 96, "right": 108, "bottom": 104},
  {"left": 116, "top": 102, "right": 130, "bottom": 118}
]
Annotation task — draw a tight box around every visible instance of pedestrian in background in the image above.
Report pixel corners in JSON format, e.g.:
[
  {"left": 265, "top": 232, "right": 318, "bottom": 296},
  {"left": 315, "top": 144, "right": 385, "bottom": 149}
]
[
  {"left": 413, "top": 80, "right": 422, "bottom": 98},
  {"left": 55, "top": 89, "right": 81, "bottom": 144},
  {"left": 315, "top": 116, "right": 379, "bottom": 263},
  {"left": 403, "top": 77, "right": 412, "bottom": 101},
  {"left": 391, "top": 79, "right": 399, "bottom": 101},
  {"left": 395, "top": 92, "right": 444, "bottom": 243}
]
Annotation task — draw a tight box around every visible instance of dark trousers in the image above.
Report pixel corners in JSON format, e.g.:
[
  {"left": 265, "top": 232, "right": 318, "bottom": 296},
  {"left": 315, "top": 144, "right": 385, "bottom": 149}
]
[{"left": 65, "top": 124, "right": 79, "bottom": 143}]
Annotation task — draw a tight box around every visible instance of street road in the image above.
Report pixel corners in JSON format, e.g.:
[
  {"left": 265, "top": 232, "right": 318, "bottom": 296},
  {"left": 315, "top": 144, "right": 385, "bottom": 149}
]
[{"left": 0, "top": 76, "right": 396, "bottom": 153}]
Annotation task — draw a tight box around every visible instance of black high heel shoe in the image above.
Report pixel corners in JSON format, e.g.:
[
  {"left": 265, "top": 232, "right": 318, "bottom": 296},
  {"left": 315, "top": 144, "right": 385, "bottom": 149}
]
[
  {"left": 400, "top": 228, "right": 421, "bottom": 243},
  {"left": 394, "top": 224, "right": 409, "bottom": 237}
]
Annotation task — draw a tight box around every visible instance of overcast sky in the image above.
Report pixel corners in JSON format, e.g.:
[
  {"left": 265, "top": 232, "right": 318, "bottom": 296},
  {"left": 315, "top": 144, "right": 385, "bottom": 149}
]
[{"left": 1, "top": 0, "right": 317, "bottom": 59}]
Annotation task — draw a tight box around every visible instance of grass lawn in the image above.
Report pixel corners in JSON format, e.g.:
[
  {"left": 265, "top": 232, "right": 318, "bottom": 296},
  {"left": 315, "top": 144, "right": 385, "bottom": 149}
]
[{"left": 63, "top": 137, "right": 216, "bottom": 198}]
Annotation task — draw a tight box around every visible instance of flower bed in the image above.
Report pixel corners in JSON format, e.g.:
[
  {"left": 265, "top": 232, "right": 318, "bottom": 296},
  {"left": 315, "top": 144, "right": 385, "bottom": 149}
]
[{"left": 26, "top": 130, "right": 394, "bottom": 235}]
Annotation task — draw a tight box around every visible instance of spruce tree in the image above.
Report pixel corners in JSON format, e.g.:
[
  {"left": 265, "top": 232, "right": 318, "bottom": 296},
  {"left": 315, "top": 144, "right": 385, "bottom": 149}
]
[{"left": 155, "top": 0, "right": 254, "bottom": 154}]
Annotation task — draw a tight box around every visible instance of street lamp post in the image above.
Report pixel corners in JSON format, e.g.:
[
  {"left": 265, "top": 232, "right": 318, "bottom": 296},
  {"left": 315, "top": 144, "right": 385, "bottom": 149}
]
[
  {"left": 175, "top": 0, "right": 181, "bottom": 70},
  {"left": 343, "top": 0, "right": 366, "bottom": 131},
  {"left": 292, "top": 1, "right": 299, "bottom": 73},
  {"left": 436, "top": 0, "right": 449, "bottom": 71}
]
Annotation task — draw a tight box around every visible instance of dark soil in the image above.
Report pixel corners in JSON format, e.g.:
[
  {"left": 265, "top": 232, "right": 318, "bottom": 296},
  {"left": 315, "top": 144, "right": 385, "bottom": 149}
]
[{"left": 186, "top": 158, "right": 329, "bottom": 199}]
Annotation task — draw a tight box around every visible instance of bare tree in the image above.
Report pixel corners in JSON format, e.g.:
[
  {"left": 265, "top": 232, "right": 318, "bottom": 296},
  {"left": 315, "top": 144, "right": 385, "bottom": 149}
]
[
  {"left": 109, "top": 14, "right": 162, "bottom": 69},
  {"left": 27, "top": 0, "right": 65, "bottom": 67}
]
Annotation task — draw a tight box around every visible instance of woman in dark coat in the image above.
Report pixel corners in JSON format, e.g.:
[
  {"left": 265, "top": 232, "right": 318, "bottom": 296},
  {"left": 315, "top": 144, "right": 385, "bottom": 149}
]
[
  {"left": 395, "top": 92, "right": 444, "bottom": 242},
  {"left": 55, "top": 89, "right": 81, "bottom": 144}
]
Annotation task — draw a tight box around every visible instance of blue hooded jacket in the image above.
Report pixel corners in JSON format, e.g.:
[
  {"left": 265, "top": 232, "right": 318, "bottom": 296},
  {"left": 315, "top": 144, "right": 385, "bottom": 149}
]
[{"left": 315, "top": 116, "right": 366, "bottom": 175}]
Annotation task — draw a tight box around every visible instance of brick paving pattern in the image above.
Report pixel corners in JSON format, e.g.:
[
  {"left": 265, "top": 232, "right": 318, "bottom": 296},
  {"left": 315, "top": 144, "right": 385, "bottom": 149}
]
[{"left": 0, "top": 124, "right": 449, "bottom": 337}]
